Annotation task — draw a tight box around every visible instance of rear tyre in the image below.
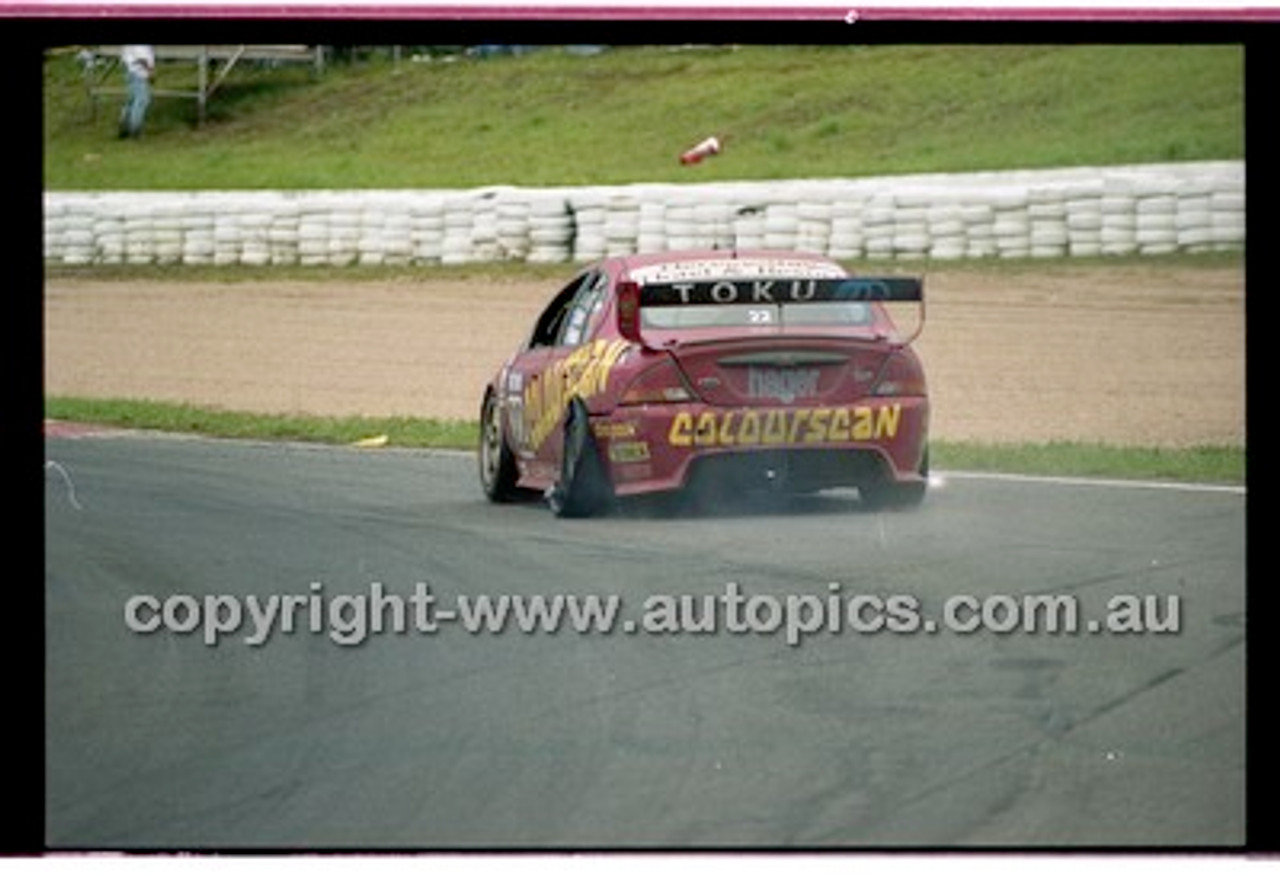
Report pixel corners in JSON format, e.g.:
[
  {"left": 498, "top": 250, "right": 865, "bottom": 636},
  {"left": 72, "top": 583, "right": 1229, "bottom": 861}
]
[
  {"left": 547, "top": 399, "right": 613, "bottom": 518},
  {"left": 479, "top": 388, "right": 521, "bottom": 503}
]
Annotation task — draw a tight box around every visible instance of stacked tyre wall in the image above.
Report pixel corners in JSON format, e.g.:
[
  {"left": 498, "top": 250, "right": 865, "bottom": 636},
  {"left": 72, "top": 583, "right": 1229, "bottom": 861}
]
[{"left": 44, "top": 161, "right": 1244, "bottom": 267}]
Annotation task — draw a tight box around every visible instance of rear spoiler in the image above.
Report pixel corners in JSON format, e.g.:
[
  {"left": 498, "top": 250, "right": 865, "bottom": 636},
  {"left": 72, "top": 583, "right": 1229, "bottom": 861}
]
[{"left": 616, "top": 276, "right": 925, "bottom": 343}]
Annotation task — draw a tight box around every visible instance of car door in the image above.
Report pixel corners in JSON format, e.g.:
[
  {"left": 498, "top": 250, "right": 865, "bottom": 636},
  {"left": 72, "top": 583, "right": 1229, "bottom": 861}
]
[{"left": 504, "top": 270, "right": 604, "bottom": 482}]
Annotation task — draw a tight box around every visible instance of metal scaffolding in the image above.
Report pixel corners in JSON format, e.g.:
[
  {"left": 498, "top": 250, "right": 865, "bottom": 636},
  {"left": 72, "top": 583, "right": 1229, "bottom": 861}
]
[{"left": 83, "top": 45, "right": 326, "bottom": 126}]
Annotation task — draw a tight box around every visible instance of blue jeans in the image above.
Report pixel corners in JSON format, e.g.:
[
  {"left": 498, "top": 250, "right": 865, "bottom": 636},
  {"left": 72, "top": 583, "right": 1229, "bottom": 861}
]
[{"left": 120, "top": 71, "right": 151, "bottom": 136}]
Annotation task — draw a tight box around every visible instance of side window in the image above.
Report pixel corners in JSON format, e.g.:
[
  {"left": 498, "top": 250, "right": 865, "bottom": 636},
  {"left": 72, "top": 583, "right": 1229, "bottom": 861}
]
[
  {"left": 558, "top": 273, "right": 609, "bottom": 347},
  {"left": 529, "top": 273, "right": 590, "bottom": 348}
]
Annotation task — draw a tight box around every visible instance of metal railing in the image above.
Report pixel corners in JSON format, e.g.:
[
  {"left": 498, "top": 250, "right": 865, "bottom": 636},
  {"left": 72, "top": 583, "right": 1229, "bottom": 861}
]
[{"left": 83, "top": 45, "right": 325, "bottom": 125}]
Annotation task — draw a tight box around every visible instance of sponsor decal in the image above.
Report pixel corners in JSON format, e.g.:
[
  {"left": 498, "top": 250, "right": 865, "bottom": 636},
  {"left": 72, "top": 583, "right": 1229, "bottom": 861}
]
[
  {"left": 593, "top": 420, "right": 638, "bottom": 439},
  {"left": 523, "top": 339, "right": 630, "bottom": 451},
  {"left": 668, "top": 404, "right": 902, "bottom": 448},
  {"left": 628, "top": 259, "right": 845, "bottom": 284},
  {"left": 639, "top": 277, "right": 923, "bottom": 307},
  {"left": 608, "top": 441, "right": 651, "bottom": 463},
  {"left": 663, "top": 279, "right": 822, "bottom": 304},
  {"left": 747, "top": 366, "right": 820, "bottom": 404}
]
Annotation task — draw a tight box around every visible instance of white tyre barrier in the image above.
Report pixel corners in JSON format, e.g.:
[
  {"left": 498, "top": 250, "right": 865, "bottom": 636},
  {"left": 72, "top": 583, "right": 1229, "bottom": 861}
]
[{"left": 44, "top": 162, "right": 1242, "bottom": 267}]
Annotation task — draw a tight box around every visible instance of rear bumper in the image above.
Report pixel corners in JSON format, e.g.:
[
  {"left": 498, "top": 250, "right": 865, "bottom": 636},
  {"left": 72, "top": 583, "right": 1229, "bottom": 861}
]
[{"left": 592, "top": 397, "right": 928, "bottom": 497}]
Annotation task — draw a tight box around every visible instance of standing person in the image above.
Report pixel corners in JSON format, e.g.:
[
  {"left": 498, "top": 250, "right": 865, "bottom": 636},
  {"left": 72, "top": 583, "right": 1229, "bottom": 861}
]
[{"left": 118, "top": 45, "right": 155, "bottom": 138}]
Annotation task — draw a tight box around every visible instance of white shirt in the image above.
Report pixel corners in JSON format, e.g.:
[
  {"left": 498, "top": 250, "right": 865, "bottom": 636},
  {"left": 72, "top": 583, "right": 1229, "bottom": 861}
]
[{"left": 121, "top": 45, "right": 155, "bottom": 79}]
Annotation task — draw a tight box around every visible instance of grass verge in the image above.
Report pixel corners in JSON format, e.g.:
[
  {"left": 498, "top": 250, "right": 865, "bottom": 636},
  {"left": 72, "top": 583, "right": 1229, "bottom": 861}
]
[
  {"left": 931, "top": 441, "right": 1243, "bottom": 486},
  {"left": 44, "top": 45, "right": 1242, "bottom": 190},
  {"left": 45, "top": 396, "right": 1244, "bottom": 485},
  {"left": 44, "top": 396, "right": 478, "bottom": 451}
]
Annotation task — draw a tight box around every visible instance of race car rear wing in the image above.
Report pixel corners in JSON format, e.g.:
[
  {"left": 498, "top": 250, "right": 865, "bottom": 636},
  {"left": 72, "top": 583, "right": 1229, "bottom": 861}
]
[{"left": 616, "top": 276, "right": 925, "bottom": 344}]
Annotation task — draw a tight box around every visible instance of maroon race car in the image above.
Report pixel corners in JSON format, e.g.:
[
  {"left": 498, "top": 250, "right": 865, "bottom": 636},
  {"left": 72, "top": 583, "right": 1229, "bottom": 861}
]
[{"left": 478, "top": 249, "right": 929, "bottom": 516}]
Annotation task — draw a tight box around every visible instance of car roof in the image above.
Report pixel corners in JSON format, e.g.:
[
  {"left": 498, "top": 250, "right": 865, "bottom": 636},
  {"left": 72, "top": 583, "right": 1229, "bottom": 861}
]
[{"left": 598, "top": 249, "right": 850, "bottom": 283}]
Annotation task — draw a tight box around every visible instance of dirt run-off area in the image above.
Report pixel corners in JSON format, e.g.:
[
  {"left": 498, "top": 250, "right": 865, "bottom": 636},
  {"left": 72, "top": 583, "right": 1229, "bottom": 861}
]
[{"left": 44, "top": 263, "right": 1245, "bottom": 448}]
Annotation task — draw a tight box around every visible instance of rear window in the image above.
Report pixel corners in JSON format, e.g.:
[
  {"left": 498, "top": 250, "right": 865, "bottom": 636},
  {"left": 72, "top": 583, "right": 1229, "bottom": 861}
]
[{"left": 641, "top": 302, "right": 875, "bottom": 329}]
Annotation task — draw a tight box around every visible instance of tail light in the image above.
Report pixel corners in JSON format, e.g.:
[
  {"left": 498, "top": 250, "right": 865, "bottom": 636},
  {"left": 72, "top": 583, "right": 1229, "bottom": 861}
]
[
  {"left": 872, "top": 350, "right": 927, "bottom": 397},
  {"left": 616, "top": 281, "right": 642, "bottom": 343},
  {"left": 619, "top": 357, "right": 695, "bottom": 405}
]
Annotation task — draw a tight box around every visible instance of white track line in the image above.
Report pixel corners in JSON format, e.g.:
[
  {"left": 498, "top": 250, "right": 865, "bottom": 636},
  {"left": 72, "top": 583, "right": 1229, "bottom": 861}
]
[
  {"left": 934, "top": 470, "right": 1245, "bottom": 495},
  {"left": 47, "top": 423, "right": 1245, "bottom": 495}
]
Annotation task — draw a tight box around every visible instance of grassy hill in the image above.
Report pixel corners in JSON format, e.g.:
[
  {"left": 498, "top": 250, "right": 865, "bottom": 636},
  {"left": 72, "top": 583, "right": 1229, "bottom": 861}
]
[{"left": 43, "top": 44, "right": 1243, "bottom": 191}]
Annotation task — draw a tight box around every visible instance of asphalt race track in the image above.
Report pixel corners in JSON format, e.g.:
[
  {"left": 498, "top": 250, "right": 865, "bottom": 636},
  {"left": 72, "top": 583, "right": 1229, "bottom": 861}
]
[{"left": 45, "top": 432, "right": 1245, "bottom": 849}]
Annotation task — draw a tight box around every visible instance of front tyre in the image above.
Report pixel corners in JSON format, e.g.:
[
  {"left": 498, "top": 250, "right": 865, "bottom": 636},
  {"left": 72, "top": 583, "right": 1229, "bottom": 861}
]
[
  {"left": 479, "top": 388, "right": 521, "bottom": 502},
  {"left": 547, "top": 399, "right": 614, "bottom": 518}
]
